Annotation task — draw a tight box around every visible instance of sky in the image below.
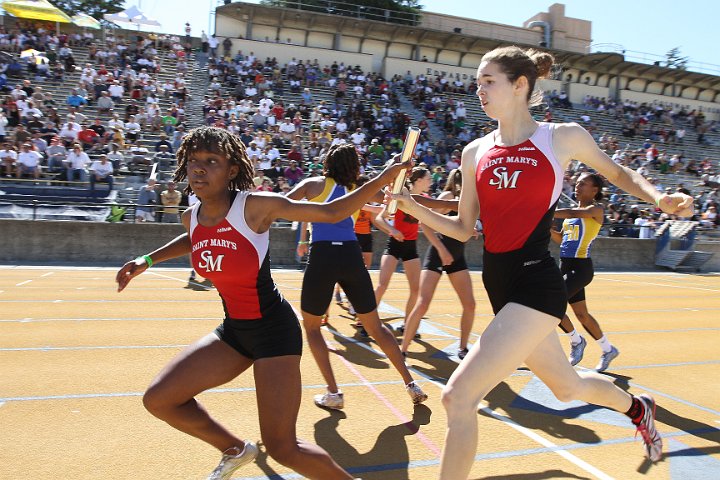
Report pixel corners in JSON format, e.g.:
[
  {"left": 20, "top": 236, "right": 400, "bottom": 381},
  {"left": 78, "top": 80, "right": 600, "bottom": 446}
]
[{"left": 128, "top": 0, "right": 716, "bottom": 71}]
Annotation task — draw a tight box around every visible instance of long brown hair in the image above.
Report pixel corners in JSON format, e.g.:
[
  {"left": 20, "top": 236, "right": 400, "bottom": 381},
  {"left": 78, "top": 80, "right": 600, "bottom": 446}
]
[
  {"left": 481, "top": 46, "right": 554, "bottom": 107},
  {"left": 444, "top": 168, "right": 462, "bottom": 197}
]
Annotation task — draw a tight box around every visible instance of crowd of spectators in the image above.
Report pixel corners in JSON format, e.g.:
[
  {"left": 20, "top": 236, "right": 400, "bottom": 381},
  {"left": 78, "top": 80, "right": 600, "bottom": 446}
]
[
  {"left": 0, "top": 18, "right": 717, "bottom": 230},
  {"left": 0, "top": 19, "right": 193, "bottom": 207}
]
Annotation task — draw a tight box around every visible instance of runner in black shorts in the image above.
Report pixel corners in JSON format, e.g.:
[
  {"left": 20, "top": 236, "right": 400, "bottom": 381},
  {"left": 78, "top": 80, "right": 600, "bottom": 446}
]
[
  {"left": 391, "top": 47, "right": 693, "bottom": 475},
  {"left": 400, "top": 169, "right": 476, "bottom": 360},
  {"left": 552, "top": 172, "right": 619, "bottom": 372},
  {"left": 116, "top": 127, "right": 410, "bottom": 479},
  {"left": 288, "top": 144, "right": 427, "bottom": 410},
  {"left": 374, "top": 167, "right": 433, "bottom": 325}
]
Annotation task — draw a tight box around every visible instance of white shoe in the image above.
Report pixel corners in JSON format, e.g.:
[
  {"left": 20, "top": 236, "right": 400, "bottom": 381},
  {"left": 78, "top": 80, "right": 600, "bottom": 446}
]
[
  {"left": 406, "top": 381, "right": 428, "bottom": 405},
  {"left": 568, "top": 336, "right": 587, "bottom": 366},
  {"left": 595, "top": 345, "right": 620, "bottom": 372},
  {"left": 314, "top": 390, "right": 344, "bottom": 410},
  {"left": 207, "top": 441, "right": 258, "bottom": 480}
]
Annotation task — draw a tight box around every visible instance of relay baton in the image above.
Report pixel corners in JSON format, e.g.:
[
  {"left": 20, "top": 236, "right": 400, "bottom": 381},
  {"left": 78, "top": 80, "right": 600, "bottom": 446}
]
[{"left": 387, "top": 126, "right": 421, "bottom": 215}]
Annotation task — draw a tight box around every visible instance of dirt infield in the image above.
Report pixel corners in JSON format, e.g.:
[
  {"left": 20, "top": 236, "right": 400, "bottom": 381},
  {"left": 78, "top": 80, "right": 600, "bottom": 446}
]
[{"left": 1, "top": 266, "right": 719, "bottom": 479}]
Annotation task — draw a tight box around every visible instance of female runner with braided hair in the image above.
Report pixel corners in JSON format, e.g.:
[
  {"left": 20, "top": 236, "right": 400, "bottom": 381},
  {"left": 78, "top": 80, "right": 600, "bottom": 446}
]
[{"left": 116, "top": 127, "right": 409, "bottom": 480}]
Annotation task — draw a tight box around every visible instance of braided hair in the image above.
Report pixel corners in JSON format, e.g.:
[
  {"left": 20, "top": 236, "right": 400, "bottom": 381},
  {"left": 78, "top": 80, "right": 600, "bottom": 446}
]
[
  {"left": 173, "top": 126, "right": 254, "bottom": 194},
  {"left": 322, "top": 143, "right": 360, "bottom": 189}
]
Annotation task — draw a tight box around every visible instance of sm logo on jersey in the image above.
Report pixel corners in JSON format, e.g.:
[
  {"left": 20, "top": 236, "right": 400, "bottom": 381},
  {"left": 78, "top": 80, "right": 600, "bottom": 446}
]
[
  {"left": 198, "top": 250, "right": 225, "bottom": 272},
  {"left": 487, "top": 166, "right": 522, "bottom": 189}
]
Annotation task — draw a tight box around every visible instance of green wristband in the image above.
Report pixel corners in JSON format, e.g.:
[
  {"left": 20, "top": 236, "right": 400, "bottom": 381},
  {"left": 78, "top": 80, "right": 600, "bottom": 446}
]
[
  {"left": 136, "top": 255, "right": 153, "bottom": 268},
  {"left": 655, "top": 196, "right": 663, "bottom": 208}
]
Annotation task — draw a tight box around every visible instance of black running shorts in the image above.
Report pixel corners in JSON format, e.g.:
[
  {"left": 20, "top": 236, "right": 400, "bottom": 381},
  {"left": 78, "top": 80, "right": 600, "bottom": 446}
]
[
  {"left": 560, "top": 257, "right": 594, "bottom": 304},
  {"left": 423, "top": 235, "right": 468, "bottom": 274},
  {"left": 214, "top": 299, "right": 302, "bottom": 359},
  {"left": 301, "top": 241, "right": 377, "bottom": 316},
  {"left": 383, "top": 237, "right": 419, "bottom": 261},
  {"left": 482, "top": 249, "right": 567, "bottom": 319},
  {"left": 356, "top": 233, "right": 373, "bottom": 253}
]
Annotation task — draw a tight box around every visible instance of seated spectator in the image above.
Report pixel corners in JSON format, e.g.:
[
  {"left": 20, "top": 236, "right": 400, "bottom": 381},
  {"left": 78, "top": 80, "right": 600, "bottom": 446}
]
[
  {"left": 66, "top": 90, "right": 87, "bottom": 110},
  {"left": 107, "top": 143, "right": 125, "bottom": 170},
  {"left": 286, "top": 144, "right": 303, "bottom": 163},
  {"left": 136, "top": 178, "right": 157, "bottom": 222},
  {"left": 89, "top": 154, "right": 114, "bottom": 194},
  {"left": 256, "top": 177, "right": 274, "bottom": 192},
  {"left": 77, "top": 125, "right": 100, "bottom": 150},
  {"left": 12, "top": 124, "right": 32, "bottom": 147},
  {"left": 125, "top": 116, "right": 142, "bottom": 144},
  {"left": 0, "top": 142, "right": 18, "bottom": 177},
  {"left": 160, "top": 181, "right": 181, "bottom": 223},
  {"left": 128, "top": 145, "right": 151, "bottom": 169},
  {"left": 153, "top": 144, "right": 175, "bottom": 170},
  {"left": 107, "top": 80, "right": 124, "bottom": 101},
  {"left": 16, "top": 143, "right": 42, "bottom": 179},
  {"left": 111, "top": 128, "right": 125, "bottom": 150},
  {"left": 154, "top": 134, "right": 173, "bottom": 153},
  {"left": 65, "top": 143, "right": 90, "bottom": 182},
  {"left": 45, "top": 137, "right": 67, "bottom": 174},
  {"left": 96, "top": 91, "right": 114, "bottom": 113},
  {"left": 283, "top": 160, "right": 303, "bottom": 186},
  {"left": 700, "top": 206, "right": 718, "bottom": 228}
]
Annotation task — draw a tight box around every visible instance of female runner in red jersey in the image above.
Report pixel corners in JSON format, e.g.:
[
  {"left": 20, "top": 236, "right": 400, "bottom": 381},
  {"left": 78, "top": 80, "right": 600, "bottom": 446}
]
[
  {"left": 116, "top": 127, "right": 408, "bottom": 480},
  {"left": 373, "top": 166, "right": 433, "bottom": 330},
  {"left": 392, "top": 47, "right": 693, "bottom": 478}
]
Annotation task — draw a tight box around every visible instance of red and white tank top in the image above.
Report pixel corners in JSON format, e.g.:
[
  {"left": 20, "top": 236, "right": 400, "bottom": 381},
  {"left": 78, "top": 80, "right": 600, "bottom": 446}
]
[
  {"left": 392, "top": 208, "right": 420, "bottom": 241},
  {"left": 474, "top": 123, "right": 563, "bottom": 254},
  {"left": 190, "top": 191, "right": 282, "bottom": 320}
]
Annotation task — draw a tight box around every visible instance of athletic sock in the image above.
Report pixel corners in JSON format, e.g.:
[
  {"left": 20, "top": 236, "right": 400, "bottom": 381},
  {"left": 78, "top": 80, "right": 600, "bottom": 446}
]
[
  {"left": 625, "top": 395, "right": 645, "bottom": 425},
  {"left": 568, "top": 329, "right": 583, "bottom": 345},
  {"left": 597, "top": 335, "right": 613, "bottom": 353}
]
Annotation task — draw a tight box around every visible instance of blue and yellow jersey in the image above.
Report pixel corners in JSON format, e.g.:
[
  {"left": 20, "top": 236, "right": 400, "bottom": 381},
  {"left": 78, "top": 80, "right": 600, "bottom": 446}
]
[
  {"left": 559, "top": 216, "right": 601, "bottom": 258},
  {"left": 309, "top": 178, "right": 359, "bottom": 242}
]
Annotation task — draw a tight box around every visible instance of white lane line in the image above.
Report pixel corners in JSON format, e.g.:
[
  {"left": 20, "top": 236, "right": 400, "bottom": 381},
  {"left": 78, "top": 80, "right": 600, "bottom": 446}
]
[
  {"left": 0, "top": 317, "right": 214, "bottom": 323},
  {"left": 478, "top": 405, "right": 614, "bottom": 480},
  {"left": 40, "top": 272, "right": 54, "bottom": 277},
  {"left": 323, "top": 325, "right": 614, "bottom": 480},
  {"left": 596, "top": 276, "right": 720, "bottom": 292},
  {"left": 15, "top": 280, "right": 32, "bottom": 286},
  {"left": 0, "top": 344, "right": 187, "bottom": 352}
]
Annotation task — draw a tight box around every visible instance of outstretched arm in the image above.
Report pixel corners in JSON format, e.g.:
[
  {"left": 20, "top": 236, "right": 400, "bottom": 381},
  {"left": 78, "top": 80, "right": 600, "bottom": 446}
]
[
  {"left": 116, "top": 233, "right": 191, "bottom": 292},
  {"left": 392, "top": 142, "right": 480, "bottom": 241},
  {"left": 247, "top": 158, "right": 411, "bottom": 233},
  {"left": 117, "top": 209, "right": 193, "bottom": 292},
  {"left": 558, "top": 124, "right": 693, "bottom": 216}
]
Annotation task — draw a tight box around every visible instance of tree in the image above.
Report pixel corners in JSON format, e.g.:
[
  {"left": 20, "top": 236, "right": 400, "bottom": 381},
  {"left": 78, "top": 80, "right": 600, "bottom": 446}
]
[
  {"left": 665, "top": 47, "right": 688, "bottom": 70},
  {"left": 52, "top": 0, "right": 123, "bottom": 20},
  {"left": 260, "top": 0, "right": 423, "bottom": 26}
]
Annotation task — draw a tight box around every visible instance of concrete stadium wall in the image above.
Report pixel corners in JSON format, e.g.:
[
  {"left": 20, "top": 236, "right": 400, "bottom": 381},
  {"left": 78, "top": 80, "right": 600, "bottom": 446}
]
[
  {"left": 619, "top": 90, "right": 720, "bottom": 120},
  {"left": 1, "top": 220, "right": 701, "bottom": 272}
]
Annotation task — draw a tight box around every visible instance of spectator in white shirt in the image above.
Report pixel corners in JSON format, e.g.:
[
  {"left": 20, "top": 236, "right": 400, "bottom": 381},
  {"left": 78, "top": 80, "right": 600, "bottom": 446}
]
[
  {"left": 279, "top": 117, "right": 296, "bottom": 141},
  {"left": 1, "top": 142, "right": 18, "bottom": 176},
  {"left": 16, "top": 143, "right": 42, "bottom": 179},
  {"left": 65, "top": 143, "right": 90, "bottom": 181},
  {"left": 350, "top": 128, "right": 366, "bottom": 145},
  {"left": 108, "top": 80, "right": 124, "bottom": 101},
  {"left": 89, "top": 153, "right": 114, "bottom": 194}
]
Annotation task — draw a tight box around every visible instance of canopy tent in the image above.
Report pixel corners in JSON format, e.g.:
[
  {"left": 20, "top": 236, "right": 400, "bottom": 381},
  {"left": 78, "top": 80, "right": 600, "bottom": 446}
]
[
  {"left": 72, "top": 13, "right": 100, "bottom": 30},
  {"left": 1, "top": 0, "right": 72, "bottom": 23},
  {"left": 103, "top": 5, "right": 160, "bottom": 29}
]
